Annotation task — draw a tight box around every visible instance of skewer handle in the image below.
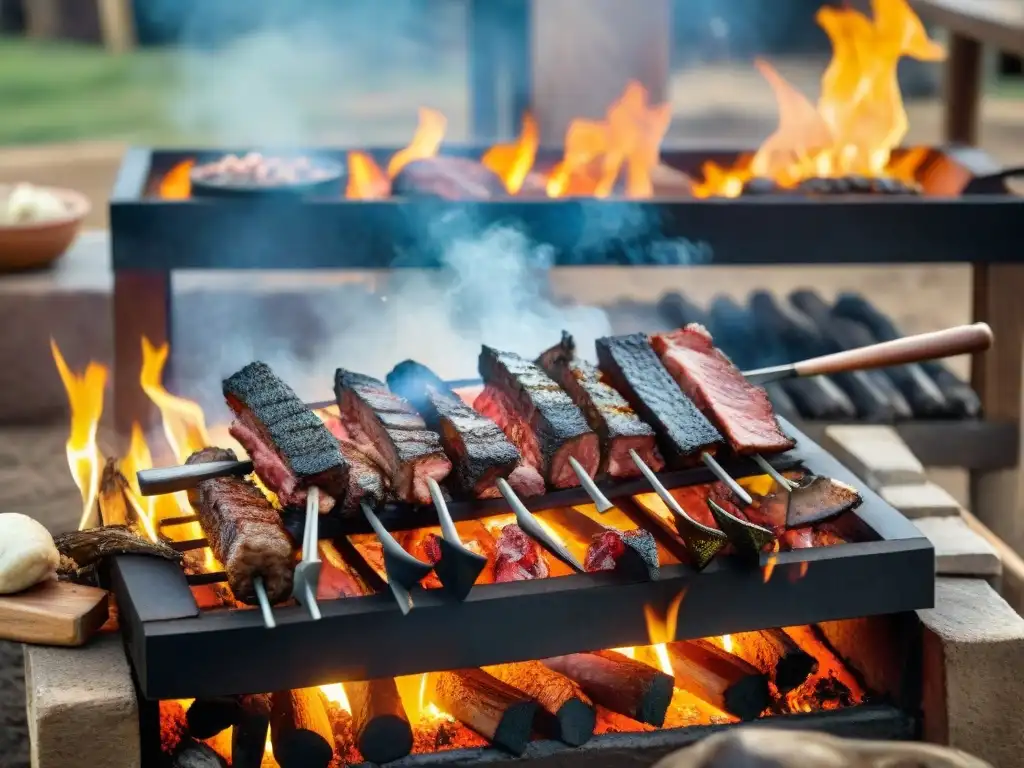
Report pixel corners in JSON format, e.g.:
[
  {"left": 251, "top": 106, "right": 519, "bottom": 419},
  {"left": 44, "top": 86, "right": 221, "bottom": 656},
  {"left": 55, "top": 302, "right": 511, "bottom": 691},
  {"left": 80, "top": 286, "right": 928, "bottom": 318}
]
[
  {"left": 568, "top": 457, "right": 615, "bottom": 513},
  {"left": 427, "top": 478, "right": 461, "bottom": 544},
  {"left": 137, "top": 460, "right": 254, "bottom": 496},
  {"left": 793, "top": 322, "right": 992, "bottom": 379},
  {"left": 701, "top": 453, "right": 753, "bottom": 506}
]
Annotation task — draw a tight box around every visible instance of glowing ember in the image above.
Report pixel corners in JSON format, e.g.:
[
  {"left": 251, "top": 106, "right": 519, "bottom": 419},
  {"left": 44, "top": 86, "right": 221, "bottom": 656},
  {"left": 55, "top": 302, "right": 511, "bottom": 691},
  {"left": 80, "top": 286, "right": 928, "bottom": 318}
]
[
  {"left": 50, "top": 340, "right": 106, "bottom": 530},
  {"left": 693, "top": 0, "right": 944, "bottom": 196}
]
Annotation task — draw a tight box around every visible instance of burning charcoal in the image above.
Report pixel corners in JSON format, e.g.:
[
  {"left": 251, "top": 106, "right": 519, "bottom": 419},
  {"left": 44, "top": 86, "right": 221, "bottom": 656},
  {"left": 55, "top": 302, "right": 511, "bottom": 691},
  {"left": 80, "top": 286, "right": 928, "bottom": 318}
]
[
  {"left": 343, "top": 679, "right": 413, "bottom": 763},
  {"left": 537, "top": 331, "right": 663, "bottom": 479},
  {"left": 167, "top": 739, "right": 227, "bottom": 768},
  {"left": 831, "top": 292, "right": 979, "bottom": 418},
  {"left": 543, "top": 650, "right": 674, "bottom": 727},
  {"left": 727, "top": 629, "right": 818, "bottom": 694},
  {"left": 429, "top": 669, "right": 539, "bottom": 755},
  {"left": 740, "top": 177, "right": 782, "bottom": 196},
  {"left": 482, "top": 661, "right": 597, "bottom": 746},
  {"left": 661, "top": 640, "right": 771, "bottom": 721},
  {"left": 391, "top": 156, "right": 506, "bottom": 200}
]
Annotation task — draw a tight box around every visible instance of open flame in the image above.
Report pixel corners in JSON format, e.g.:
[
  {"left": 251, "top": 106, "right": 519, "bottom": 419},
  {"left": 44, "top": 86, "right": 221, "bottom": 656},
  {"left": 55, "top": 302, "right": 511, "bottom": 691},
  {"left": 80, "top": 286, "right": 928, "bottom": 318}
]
[{"left": 694, "top": 0, "right": 944, "bottom": 196}]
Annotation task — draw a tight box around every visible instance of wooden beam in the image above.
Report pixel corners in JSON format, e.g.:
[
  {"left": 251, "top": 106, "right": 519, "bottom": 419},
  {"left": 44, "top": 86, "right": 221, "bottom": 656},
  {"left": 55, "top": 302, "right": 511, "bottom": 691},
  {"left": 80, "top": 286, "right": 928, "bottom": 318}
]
[
  {"left": 529, "top": 0, "right": 671, "bottom": 142},
  {"left": 944, "top": 34, "right": 983, "bottom": 145},
  {"left": 969, "top": 264, "right": 1024, "bottom": 554}
]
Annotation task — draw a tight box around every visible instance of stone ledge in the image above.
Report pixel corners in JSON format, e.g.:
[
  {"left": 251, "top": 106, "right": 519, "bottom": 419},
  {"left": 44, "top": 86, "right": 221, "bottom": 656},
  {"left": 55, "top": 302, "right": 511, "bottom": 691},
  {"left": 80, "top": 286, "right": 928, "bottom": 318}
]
[
  {"left": 24, "top": 633, "right": 139, "bottom": 768},
  {"left": 914, "top": 516, "right": 1002, "bottom": 579},
  {"left": 920, "top": 577, "right": 1024, "bottom": 768},
  {"left": 822, "top": 425, "right": 927, "bottom": 490},
  {"left": 880, "top": 483, "right": 963, "bottom": 519}
]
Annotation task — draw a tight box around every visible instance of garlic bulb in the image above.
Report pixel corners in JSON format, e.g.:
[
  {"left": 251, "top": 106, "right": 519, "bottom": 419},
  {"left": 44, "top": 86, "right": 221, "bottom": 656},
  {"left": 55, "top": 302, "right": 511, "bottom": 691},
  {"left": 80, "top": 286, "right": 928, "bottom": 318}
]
[{"left": 0, "top": 513, "right": 60, "bottom": 594}]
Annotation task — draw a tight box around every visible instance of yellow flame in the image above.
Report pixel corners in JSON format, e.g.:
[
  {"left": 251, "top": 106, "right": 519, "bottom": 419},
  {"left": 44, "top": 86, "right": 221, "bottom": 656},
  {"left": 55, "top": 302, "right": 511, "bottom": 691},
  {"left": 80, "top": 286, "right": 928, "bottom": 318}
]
[
  {"left": 387, "top": 107, "right": 447, "bottom": 177},
  {"left": 481, "top": 113, "right": 539, "bottom": 194},
  {"left": 118, "top": 423, "right": 159, "bottom": 541},
  {"left": 51, "top": 339, "right": 107, "bottom": 530},
  {"left": 722, "top": 634, "right": 734, "bottom": 653},
  {"left": 643, "top": 589, "right": 686, "bottom": 645},
  {"left": 652, "top": 643, "right": 674, "bottom": 676},
  {"left": 321, "top": 683, "right": 352, "bottom": 713},
  {"left": 612, "top": 647, "right": 637, "bottom": 659}
]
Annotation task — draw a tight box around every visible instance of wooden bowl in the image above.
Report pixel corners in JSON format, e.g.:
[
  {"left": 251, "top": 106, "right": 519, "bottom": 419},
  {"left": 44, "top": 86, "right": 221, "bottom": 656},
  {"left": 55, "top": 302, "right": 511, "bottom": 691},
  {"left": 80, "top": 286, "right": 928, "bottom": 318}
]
[{"left": 0, "top": 185, "right": 91, "bottom": 273}]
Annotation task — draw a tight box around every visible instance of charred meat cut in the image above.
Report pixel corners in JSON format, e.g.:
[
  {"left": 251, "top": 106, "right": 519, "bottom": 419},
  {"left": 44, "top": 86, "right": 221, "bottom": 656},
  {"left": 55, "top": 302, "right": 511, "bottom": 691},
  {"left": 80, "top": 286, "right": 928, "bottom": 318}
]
[
  {"left": 651, "top": 325, "right": 795, "bottom": 456},
  {"left": 476, "top": 346, "right": 599, "bottom": 489},
  {"left": 595, "top": 334, "right": 723, "bottom": 467},
  {"left": 334, "top": 369, "right": 452, "bottom": 505},
  {"left": 185, "top": 447, "right": 294, "bottom": 604},
  {"left": 387, "top": 360, "right": 521, "bottom": 497},
  {"left": 493, "top": 524, "right": 550, "bottom": 582},
  {"left": 537, "top": 332, "right": 664, "bottom": 479},
  {"left": 224, "top": 362, "right": 349, "bottom": 513},
  {"left": 318, "top": 412, "right": 388, "bottom": 512}
]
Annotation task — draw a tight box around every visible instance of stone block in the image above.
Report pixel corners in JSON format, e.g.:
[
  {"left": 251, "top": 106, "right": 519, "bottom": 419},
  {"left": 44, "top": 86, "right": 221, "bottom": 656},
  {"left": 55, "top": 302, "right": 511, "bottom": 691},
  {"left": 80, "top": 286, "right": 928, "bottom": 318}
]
[
  {"left": 880, "top": 483, "right": 963, "bottom": 519},
  {"left": 919, "top": 577, "right": 1024, "bottom": 767},
  {"left": 914, "top": 516, "right": 1002, "bottom": 578},
  {"left": 822, "top": 425, "right": 926, "bottom": 490},
  {"left": 24, "top": 633, "right": 139, "bottom": 768}
]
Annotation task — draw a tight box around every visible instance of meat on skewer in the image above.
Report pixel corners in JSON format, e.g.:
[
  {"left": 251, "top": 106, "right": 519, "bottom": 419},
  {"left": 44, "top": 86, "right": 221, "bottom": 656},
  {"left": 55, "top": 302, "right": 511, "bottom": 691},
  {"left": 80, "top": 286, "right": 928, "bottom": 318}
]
[
  {"left": 596, "top": 333, "right": 724, "bottom": 467},
  {"left": 650, "top": 325, "right": 795, "bottom": 455},
  {"left": 475, "top": 346, "right": 599, "bottom": 489},
  {"left": 386, "top": 360, "right": 521, "bottom": 498},
  {"left": 224, "top": 362, "right": 349, "bottom": 514},
  {"left": 536, "top": 332, "right": 664, "bottom": 479},
  {"left": 317, "top": 410, "right": 389, "bottom": 512},
  {"left": 334, "top": 369, "right": 452, "bottom": 505},
  {"left": 185, "top": 447, "right": 295, "bottom": 605}
]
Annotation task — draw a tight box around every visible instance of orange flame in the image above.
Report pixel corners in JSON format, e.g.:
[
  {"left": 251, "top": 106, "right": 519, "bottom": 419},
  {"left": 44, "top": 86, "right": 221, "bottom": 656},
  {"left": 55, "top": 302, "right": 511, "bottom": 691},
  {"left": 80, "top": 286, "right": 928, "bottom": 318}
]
[
  {"left": 762, "top": 539, "right": 781, "bottom": 584},
  {"left": 694, "top": 0, "right": 944, "bottom": 197},
  {"left": 643, "top": 589, "right": 686, "bottom": 676},
  {"left": 547, "top": 82, "right": 671, "bottom": 199},
  {"left": 482, "top": 113, "right": 539, "bottom": 194},
  {"left": 345, "top": 151, "right": 391, "bottom": 200},
  {"left": 159, "top": 160, "right": 193, "bottom": 199},
  {"left": 51, "top": 340, "right": 107, "bottom": 530},
  {"left": 387, "top": 107, "right": 447, "bottom": 177}
]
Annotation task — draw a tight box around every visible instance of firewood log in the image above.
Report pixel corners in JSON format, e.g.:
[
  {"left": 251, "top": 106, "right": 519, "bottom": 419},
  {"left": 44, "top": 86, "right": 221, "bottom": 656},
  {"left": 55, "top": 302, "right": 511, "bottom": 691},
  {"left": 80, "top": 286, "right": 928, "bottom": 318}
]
[
  {"left": 663, "top": 640, "right": 770, "bottom": 721},
  {"left": 185, "top": 698, "right": 242, "bottom": 739},
  {"left": 97, "top": 459, "right": 131, "bottom": 527},
  {"left": 542, "top": 650, "right": 674, "bottom": 727},
  {"left": 429, "top": 669, "right": 539, "bottom": 755},
  {"left": 270, "top": 688, "right": 335, "bottom": 768},
  {"left": 482, "top": 660, "right": 596, "bottom": 746},
  {"left": 729, "top": 629, "right": 818, "bottom": 694},
  {"left": 343, "top": 678, "right": 414, "bottom": 763},
  {"left": 231, "top": 698, "right": 271, "bottom": 768},
  {"left": 168, "top": 739, "right": 227, "bottom": 768}
]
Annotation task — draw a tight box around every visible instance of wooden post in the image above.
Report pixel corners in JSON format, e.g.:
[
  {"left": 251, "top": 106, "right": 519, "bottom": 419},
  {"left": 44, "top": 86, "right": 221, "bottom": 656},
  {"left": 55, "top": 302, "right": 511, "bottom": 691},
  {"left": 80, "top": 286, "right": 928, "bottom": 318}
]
[
  {"left": 945, "top": 33, "right": 983, "bottom": 145},
  {"left": 113, "top": 271, "right": 170, "bottom": 439},
  {"left": 529, "top": 0, "right": 671, "bottom": 142},
  {"left": 970, "top": 264, "right": 1024, "bottom": 553},
  {"left": 97, "top": 0, "right": 136, "bottom": 54}
]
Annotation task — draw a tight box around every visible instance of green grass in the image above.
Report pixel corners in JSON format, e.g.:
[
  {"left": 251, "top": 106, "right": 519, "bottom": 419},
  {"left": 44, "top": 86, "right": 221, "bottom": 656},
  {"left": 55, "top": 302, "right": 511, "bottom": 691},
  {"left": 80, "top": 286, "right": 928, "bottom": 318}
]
[{"left": 0, "top": 38, "right": 183, "bottom": 144}]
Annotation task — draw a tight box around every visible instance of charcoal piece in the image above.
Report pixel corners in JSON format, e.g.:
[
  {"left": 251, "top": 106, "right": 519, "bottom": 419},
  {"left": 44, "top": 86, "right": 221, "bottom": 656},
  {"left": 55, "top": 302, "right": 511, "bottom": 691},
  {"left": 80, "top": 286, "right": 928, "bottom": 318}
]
[
  {"left": 789, "top": 290, "right": 917, "bottom": 420},
  {"left": 391, "top": 157, "right": 506, "bottom": 200},
  {"left": 747, "top": 291, "right": 899, "bottom": 422},
  {"left": 740, "top": 177, "right": 782, "bottom": 196},
  {"left": 832, "top": 292, "right": 981, "bottom": 418},
  {"left": 657, "top": 292, "right": 707, "bottom": 328},
  {"left": 168, "top": 739, "right": 227, "bottom": 768}
]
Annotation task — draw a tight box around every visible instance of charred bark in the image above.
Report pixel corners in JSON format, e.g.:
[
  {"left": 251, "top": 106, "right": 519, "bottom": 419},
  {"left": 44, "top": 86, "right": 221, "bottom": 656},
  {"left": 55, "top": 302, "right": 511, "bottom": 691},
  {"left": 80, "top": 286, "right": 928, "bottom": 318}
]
[
  {"left": 343, "top": 678, "right": 414, "bottom": 763},
  {"left": 664, "top": 640, "right": 771, "bottom": 721},
  {"left": 429, "top": 669, "right": 539, "bottom": 755},
  {"left": 270, "top": 688, "right": 335, "bottom": 768}
]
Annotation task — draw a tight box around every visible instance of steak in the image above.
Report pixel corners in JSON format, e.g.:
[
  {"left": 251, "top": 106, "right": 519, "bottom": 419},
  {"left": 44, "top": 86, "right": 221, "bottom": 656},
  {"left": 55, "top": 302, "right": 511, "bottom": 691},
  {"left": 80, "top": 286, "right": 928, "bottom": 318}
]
[
  {"left": 651, "top": 325, "right": 796, "bottom": 455},
  {"left": 334, "top": 369, "right": 452, "bottom": 505},
  {"left": 595, "top": 334, "right": 723, "bottom": 467},
  {"left": 476, "top": 346, "right": 599, "bottom": 489},
  {"left": 493, "top": 524, "right": 550, "bottom": 582},
  {"left": 318, "top": 411, "right": 388, "bottom": 512},
  {"left": 223, "top": 361, "right": 349, "bottom": 513},
  {"left": 537, "top": 332, "right": 664, "bottom": 479},
  {"left": 185, "top": 447, "right": 294, "bottom": 605},
  {"left": 387, "top": 360, "right": 521, "bottom": 497}
]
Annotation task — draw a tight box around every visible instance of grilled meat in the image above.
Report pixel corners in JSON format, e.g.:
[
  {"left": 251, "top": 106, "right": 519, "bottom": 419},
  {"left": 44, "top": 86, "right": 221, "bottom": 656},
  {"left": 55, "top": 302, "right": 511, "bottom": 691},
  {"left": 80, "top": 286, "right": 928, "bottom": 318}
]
[
  {"left": 185, "top": 447, "right": 294, "bottom": 604},
  {"left": 595, "top": 334, "right": 723, "bottom": 467},
  {"left": 334, "top": 369, "right": 452, "bottom": 505},
  {"left": 476, "top": 346, "right": 599, "bottom": 489},
  {"left": 537, "top": 332, "right": 664, "bottom": 478},
  {"left": 387, "top": 360, "right": 521, "bottom": 497},
  {"left": 493, "top": 524, "right": 549, "bottom": 582},
  {"left": 318, "top": 411, "right": 388, "bottom": 512},
  {"left": 584, "top": 528, "right": 659, "bottom": 579},
  {"left": 224, "top": 362, "right": 349, "bottom": 514},
  {"left": 651, "top": 325, "right": 795, "bottom": 455}
]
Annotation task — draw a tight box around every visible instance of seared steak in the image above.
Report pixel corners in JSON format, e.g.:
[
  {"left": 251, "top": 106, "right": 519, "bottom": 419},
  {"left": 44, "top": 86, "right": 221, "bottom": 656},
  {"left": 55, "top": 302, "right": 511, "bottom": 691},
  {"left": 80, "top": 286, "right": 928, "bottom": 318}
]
[
  {"left": 493, "top": 524, "right": 550, "bottom": 582},
  {"left": 476, "top": 346, "right": 599, "bottom": 489},
  {"left": 185, "top": 447, "right": 294, "bottom": 605},
  {"left": 318, "top": 411, "right": 388, "bottom": 512},
  {"left": 387, "top": 360, "right": 521, "bottom": 497},
  {"left": 223, "top": 361, "right": 349, "bottom": 513},
  {"left": 537, "top": 332, "right": 663, "bottom": 478},
  {"left": 650, "top": 325, "right": 795, "bottom": 455},
  {"left": 334, "top": 369, "right": 452, "bottom": 505},
  {"left": 595, "top": 334, "right": 723, "bottom": 467}
]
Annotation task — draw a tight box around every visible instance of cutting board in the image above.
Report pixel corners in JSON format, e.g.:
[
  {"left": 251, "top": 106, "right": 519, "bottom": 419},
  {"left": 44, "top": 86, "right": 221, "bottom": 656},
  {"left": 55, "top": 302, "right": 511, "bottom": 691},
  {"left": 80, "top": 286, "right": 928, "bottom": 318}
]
[{"left": 0, "top": 579, "right": 109, "bottom": 646}]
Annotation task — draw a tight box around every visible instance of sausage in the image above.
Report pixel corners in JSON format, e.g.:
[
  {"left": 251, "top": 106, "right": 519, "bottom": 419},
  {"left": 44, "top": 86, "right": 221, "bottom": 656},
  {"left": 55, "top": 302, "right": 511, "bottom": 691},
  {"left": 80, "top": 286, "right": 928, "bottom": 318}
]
[{"left": 186, "top": 447, "right": 295, "bottom": 605}]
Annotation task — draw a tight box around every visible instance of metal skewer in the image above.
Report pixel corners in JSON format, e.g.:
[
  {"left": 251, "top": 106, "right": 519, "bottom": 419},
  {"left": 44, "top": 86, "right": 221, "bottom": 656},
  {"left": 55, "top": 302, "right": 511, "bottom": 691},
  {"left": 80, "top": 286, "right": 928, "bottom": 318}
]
[
  {"left": 292, "top": 486, "right": 323, "bottom": 620},
  {"left": 700, "top": 452, "right": 754, "bottom": 506},
  {"left": 426, "top": 478, "right": 488, "bottom": 601},
  {"left": 752, "top": 454, "right": 797, "bottom": 491},
  {"left": 252, "top": 576, "right": 276, "bottom": 629},
  {"left": 629, "top": 449, "right": 726, "bottom": 570},
  {"left": 360, "top": 502, "right": 433, "bottom": 616},
  {"left": 567, "top": 457, "right": 615, "bottom": 513},
  {"left": 496, "top": 478, "right": 585, "bottom": 572}
]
